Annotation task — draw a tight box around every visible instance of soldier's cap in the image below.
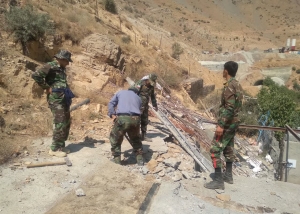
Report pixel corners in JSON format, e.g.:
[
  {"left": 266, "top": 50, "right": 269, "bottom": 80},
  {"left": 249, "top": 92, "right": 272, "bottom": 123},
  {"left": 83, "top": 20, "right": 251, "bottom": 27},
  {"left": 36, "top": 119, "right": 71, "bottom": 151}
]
[
  {"left": 148, "top": 73, "right": 157, "bottom": 86},
  {"left": 128, "top": 86, "right": 139, "bottom": 94},
  {"left": 54, "top": 50, "right": 73, "bottom": 62}
]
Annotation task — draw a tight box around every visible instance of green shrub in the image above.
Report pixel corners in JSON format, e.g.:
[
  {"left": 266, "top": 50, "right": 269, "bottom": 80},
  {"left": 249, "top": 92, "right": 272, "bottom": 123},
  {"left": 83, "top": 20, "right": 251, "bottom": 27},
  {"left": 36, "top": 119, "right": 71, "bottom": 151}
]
[
  {"left": 296, "top": 69, "right": 300, "bottom": 74},
  {"left": 171, "top": 42, "right": 183, "bottom": 60},
  {"left": 104, "top": 0, "right": 117, "bottom": 14},
  {"left": 121, "top": 35, "right": 131, "bottom": 44},
  {"left": 292, "top": 66, "right": 296, "bottom": 71},
  {"left": 124, "top": 5, "right": 133, "bottom": 13},
  {"left": 5, "top": 5, "right": 54, "bottom": 55}
]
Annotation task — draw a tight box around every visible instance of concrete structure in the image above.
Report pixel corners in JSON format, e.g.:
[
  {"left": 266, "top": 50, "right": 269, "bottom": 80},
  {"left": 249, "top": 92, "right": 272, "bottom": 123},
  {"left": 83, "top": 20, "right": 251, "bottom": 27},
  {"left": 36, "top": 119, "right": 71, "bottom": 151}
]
[
  {"left": 291, "top": 39, "right": 296, "bottom": 51},
  {"left": 261, "top": 67, "right": 292, "bottom": 83},
  {"left": 286, "top": 38, "right": 291, "bottom": 48}
]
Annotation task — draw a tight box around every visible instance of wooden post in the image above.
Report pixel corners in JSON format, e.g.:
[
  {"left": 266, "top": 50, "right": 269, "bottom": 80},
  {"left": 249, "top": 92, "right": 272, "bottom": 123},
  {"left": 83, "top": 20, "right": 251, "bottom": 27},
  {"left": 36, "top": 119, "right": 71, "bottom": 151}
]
[
  {"left": 147, "top": 34, "right": 149, "bottom": 46},
  {"left": 95, "top": 0, "right": 98, "bottom": 17},
  {"left": 159, "top": 35, "right": 162, "bottom": 49}
]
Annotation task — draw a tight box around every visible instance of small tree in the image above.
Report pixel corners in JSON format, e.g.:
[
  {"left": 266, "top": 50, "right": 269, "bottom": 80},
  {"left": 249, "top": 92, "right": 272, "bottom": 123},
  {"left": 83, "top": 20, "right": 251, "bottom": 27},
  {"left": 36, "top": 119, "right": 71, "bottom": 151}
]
[
  {"left": 104, "top": 0, "right": 117, "bottom": 14},
  {"left": 171, "top": 42, "right": 183, "bottom": 60},
  {"left": 258, "top": 78, "right": 297, "bottom": 180},
  {"left": 5, "top": 5, "right": 54, "bottom": 55}
]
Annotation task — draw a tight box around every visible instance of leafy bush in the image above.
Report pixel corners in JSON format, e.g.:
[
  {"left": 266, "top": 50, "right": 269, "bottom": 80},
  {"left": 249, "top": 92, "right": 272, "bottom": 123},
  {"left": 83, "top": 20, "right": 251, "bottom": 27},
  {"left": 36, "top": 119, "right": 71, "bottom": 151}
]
[
  {"left": 296, "top": 69, "right": 300, "bottom": 74},
  {"left": 292, "top": 66, "right": 296, "bottom": 71},
  {"left": 5, "top": 5, "right": 54, "bottom": 55},
  {"left": 121, "top": 35, "right": 131, "bottom": 44},
  {"left": 293, "top": 81, "right": 300, "bottom": 91},
  {"left": 171, "top": 42, "right": 183, "bottom": 60},
  {"left": 238, "top": 99, "right": 259, "bottom": 137},
  {"left": 124, "top": 5, "right": 133, "bottom": 13},
  {"left": 104, "top": 0, "right": 117, "bottom": 14}
]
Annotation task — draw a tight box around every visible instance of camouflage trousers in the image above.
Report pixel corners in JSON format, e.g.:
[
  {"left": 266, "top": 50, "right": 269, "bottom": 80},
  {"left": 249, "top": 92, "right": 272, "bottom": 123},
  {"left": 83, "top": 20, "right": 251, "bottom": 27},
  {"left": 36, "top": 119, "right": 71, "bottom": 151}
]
[
  {"left": 141, "top": 105, "right": 149, "bottom": 133},
  {"left": 109, "top": 115, "right": 143, "bottom": 157},
  {"left": 210, "top": 124, "right": 238, "bottom": 168},
  {"left": 48, "top": 93, "right": 71, "bottom": 151}
]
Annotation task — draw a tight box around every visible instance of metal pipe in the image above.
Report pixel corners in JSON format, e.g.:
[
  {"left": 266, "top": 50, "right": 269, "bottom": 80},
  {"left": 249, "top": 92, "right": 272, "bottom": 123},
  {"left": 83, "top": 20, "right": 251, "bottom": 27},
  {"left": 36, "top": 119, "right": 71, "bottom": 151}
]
[
  {"left": 201, "top": 120, "right": 300, "bottom": 133},
  {"left": 285, "top": 128, "right": 289, "bottom": 182},
  {"left": 286, "top": 125, "right": 300, "bottom": 141}
]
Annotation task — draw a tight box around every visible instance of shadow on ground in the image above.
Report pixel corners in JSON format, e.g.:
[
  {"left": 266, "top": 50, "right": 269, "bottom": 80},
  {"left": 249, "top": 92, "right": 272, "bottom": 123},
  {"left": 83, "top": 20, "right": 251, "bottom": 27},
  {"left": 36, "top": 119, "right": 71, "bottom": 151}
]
[
  {"left": 122, "top": 144, "right": 153, "bottom": 165},
  {"left": 66, "top": 136, "right": 105, "bottom": 153}
]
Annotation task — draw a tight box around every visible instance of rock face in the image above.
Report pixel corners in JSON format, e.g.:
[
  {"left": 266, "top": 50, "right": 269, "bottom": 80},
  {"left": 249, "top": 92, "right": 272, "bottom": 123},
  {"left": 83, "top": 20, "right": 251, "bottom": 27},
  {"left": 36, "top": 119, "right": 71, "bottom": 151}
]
[
  {"left": 81, "top": 34, "right": 125, "bottom": 71},
  {"left": 182, "top": 78, "right": 215, "bottom": 101}
]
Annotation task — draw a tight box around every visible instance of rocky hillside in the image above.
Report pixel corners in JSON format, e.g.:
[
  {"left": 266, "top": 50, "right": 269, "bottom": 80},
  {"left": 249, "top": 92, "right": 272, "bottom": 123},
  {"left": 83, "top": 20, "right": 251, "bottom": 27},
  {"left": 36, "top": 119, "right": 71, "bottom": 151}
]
[{"left": 1, "top": 0, "right": 300, "bottom": 163}]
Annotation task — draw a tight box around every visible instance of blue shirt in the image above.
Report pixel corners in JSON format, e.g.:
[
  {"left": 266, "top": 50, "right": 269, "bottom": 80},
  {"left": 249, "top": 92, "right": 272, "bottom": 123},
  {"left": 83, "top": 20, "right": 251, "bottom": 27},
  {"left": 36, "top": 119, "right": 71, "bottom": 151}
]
[{"left": 108, "top": 90, "right": 142, "bottom": 118}]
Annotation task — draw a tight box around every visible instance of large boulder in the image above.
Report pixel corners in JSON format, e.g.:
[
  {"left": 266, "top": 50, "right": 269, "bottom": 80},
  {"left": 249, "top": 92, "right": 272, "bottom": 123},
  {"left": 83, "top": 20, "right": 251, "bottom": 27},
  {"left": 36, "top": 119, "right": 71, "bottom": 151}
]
[
  {"left": 182, "top": 78, "right": 215, "bottom": 101},
  {"left": 80, "top": 34, "right": 125, "bottom": 71}
]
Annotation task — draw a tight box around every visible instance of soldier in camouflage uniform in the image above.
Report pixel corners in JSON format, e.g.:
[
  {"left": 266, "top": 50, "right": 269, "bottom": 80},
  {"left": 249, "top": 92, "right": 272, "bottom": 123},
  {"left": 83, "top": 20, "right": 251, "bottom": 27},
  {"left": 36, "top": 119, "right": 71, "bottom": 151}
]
[
  {"left": 204, "top": 61, "right": 243, "bottom": 190},
  {"left": 134, "top": 74, "right": 158, "bottom": 142},
  {"left": 32, "top": 50, "right": 74, "bottom": 157},
  {"left": 108, "top": 86, "right": 144, "bottom": 166}
]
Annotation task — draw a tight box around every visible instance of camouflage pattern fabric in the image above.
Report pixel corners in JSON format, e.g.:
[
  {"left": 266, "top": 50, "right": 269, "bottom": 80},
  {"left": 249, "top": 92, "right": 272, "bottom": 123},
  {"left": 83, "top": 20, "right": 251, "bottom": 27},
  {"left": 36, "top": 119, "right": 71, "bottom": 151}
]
[
  {"left": 110, "top": 115, "right": 143, "bottom": 157},
  {"left": 210, "top": 124, "right": 238, "bottom": 168},
  {"left": 134, "top": 79, "right": 157, "bottom": 133},
  {"left": 48, "top": 92, "right": 71, "bottom": 150},
  {"left": 32, "top": 61, "right": 71, "bottom": 151},
  {"left": 217, "top": 77, "right": 243, "bottom": 128},
  {"left": 32, "top": 61, "right": 68, "bottom": 90},
  {"left": 210, "top": 77, "right": 243, "bottom": 168}
]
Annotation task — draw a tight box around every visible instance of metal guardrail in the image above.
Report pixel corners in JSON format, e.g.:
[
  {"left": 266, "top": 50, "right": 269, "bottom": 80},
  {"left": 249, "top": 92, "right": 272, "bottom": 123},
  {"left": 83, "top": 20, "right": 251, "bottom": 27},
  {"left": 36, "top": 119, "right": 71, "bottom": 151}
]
[{"left": 285, "top": 125, "right": 300, "bottom": 182}]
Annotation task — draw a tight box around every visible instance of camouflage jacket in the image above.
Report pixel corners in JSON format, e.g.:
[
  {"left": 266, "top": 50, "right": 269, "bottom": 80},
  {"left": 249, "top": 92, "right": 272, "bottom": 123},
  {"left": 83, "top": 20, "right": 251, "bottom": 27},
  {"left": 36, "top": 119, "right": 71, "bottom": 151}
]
[
  {"left": 31, "top": 61, "right": 68, "bottom": 90},
  {"left": 134, "top": 79, "right": 157, "bottom": 108},
  {"left": 217, "top": 77, "right": 243, "bottom": 128}
]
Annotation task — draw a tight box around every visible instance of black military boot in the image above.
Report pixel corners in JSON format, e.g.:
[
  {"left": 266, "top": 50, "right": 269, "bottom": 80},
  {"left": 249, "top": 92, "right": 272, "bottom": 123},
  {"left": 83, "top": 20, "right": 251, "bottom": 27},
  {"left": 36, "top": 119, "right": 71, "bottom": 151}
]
[
  {"left": 111, "top": 156, "right": 121, "bottom": 165},
  {"left": 204, "top": 168, "right": 225, "bottom": 190},
  {"left": 224, "top": 162, "right": 233, "bottom": 184}
]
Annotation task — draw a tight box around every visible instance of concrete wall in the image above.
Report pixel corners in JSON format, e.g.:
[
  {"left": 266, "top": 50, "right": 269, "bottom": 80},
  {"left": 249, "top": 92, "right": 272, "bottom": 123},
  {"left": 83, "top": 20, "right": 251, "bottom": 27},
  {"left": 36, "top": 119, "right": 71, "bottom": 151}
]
[{"left": 261, "top": 67, "right": 292, "bottom": 83}]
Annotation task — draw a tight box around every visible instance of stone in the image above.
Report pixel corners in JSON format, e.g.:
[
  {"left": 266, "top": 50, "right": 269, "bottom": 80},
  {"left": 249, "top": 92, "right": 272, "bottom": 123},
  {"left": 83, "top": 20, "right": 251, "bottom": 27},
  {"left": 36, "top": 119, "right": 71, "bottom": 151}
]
[
  {"left": 191, "top": 171, "right": 202, "bottom": 178},
  {"left": 153, "top": 165, "right": 164, "bottom": 174},
  {"left": 80, "top": 34, "right": 125, "bottom": 71},
  {"left": 163, "top": 158, "right": 181, "bottom": 169},
  {"left": 75, "top": 188, "right": 86, "bottom": 197},
  {"left": 165, "top": 167, "right": 175, "bottom": 173},
  {"left": 216, "top": 194, "right": 231, "bottom": 202},
  {"left": 156, "top": 157, "right": 164, "bottom": 162},
  {"left": 167, "top": 143, "right": 181, "bottom": 150},
  {"left": 198, "top": 203, "right": 205, "bottom": 209},
  {"left": 13, "top": 163, "right": 21, "bottom": 166},
  {"left": 215, "top": 189, "right": 225, "bottom": 194},
  {"left": 96, "top": 104, "right": 101, "bottom": 113},
  {"left": 172, "top": 149, "right": 182, "bottom": 154},
  {"left": 147, "top": 159, "right": 158, "bottom": 172},
  {"left": 181, "top": 171, "right": 191, "bottom": 179},
  {"left": 158, "top": 169, "right": 165, "bottom": 177},
  {"left": 144, "top": 174, "right": 156, "bottom": 181},
  {"left": 172, "top": 171, "right": 182, "bottom": 182},
  {"left": 142, "top": 166, "right": 149, "bottom": 175},
  {"left": 152, "top": 152, "right": 159, "bottom": 159}
]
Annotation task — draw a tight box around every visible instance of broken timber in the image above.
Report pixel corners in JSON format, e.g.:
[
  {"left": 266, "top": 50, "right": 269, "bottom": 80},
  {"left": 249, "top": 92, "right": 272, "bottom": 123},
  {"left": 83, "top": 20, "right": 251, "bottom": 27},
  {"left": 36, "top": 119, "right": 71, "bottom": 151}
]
[
  {"left": 152, "top": 105, "right": 214, "bottom": 173},
  {"left": 126, "top": 77, "right": 214, "bottom": 172}
]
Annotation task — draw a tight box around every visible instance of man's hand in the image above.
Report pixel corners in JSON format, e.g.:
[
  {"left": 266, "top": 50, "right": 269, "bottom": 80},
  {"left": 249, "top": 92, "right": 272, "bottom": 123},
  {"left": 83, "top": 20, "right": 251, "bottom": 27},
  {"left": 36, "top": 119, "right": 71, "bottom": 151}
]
[
  {"left": 215, "top": 125, "right": 224, "bottom": 137},
  {"left": 45, "top": 88, "right": 52, "bottom": 94},
  {"left": 154, "top": 106, "right": 158, "bottom": 111}
]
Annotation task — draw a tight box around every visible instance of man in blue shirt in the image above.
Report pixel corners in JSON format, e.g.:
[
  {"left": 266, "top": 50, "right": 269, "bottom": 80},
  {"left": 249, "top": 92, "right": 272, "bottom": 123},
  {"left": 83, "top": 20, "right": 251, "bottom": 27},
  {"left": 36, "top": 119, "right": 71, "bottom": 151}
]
[{"left": 108, "top": 86, "right": 144, "bottom": 165}]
